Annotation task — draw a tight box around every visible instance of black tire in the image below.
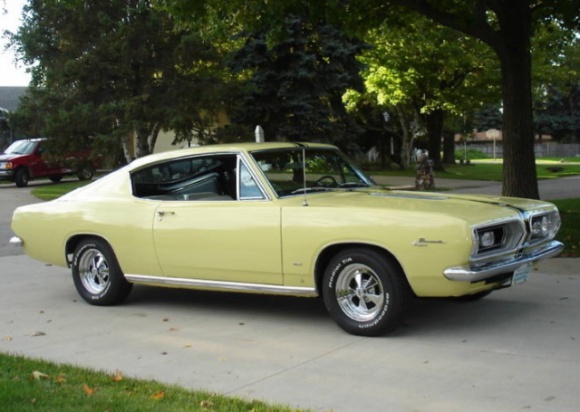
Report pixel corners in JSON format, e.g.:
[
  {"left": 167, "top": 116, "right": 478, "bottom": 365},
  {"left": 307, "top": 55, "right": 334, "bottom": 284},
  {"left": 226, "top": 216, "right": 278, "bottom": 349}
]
[
  {"left": 72, "top": 238, "right": 132, "bottom": 306},
  {"left": 77, "top": 164, "right": 95, "bottom": 181},
  {"left": 453, "top": 290, "right": 493, "bottom": 302},
  {"left": 14, "top": 168, "right": 30, "bottom": 187},
  {"left": 322, "top": 248, "right": 409, "bottom": 336},
  {"left": 49, "top": 175, "right": 63, "bottom": 183}
]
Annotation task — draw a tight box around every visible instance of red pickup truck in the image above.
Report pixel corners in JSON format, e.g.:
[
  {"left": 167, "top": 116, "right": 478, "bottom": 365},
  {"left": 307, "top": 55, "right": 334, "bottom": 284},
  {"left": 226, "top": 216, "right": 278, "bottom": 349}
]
[{"left": 0, "top": 138, "right": 97, "bottom": 187}]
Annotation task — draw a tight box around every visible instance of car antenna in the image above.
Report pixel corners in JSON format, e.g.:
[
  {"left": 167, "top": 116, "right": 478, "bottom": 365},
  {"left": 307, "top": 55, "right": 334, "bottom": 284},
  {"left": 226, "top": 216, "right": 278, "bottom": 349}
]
[{"left": 302, "top": 145, "right": 308, "bottom": 207}]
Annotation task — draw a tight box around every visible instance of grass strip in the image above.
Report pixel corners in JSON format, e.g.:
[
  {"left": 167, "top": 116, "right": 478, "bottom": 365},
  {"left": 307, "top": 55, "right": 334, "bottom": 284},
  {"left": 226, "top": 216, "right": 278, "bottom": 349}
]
[{"left": 0, "top": 352, "right": 305, "bottom": 412}]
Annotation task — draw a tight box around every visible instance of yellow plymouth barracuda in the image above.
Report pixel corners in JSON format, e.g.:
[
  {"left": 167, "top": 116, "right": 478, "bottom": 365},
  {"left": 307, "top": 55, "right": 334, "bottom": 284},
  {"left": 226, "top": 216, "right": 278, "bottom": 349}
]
[{"left": 10, "top": 142, "right": 563, "bottom": 336}]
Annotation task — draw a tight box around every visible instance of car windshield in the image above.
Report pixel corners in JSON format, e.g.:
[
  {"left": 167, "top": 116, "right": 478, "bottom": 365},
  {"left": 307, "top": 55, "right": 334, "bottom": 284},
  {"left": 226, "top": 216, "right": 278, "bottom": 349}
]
[
  {"left": 4, "top": 140, "right": 37, "bottom": 155},
  {"left": 250, "top": 147, "right": 374, "bottom": 197}
]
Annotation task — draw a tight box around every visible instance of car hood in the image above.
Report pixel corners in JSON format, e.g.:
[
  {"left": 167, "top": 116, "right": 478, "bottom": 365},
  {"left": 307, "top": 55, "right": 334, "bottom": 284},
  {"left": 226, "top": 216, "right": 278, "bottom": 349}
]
[
  {"left": 0, "top": 153, "right": 22, "bottom": 161},
  {"left": 290, "top": 188, "right": 555, "bottom": 224}
]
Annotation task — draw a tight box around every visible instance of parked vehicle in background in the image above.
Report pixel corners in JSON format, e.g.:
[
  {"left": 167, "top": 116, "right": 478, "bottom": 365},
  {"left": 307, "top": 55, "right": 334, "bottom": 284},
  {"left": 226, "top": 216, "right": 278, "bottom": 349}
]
[{"left": 0, "top": 138, "right": 97, "bottom": 187}]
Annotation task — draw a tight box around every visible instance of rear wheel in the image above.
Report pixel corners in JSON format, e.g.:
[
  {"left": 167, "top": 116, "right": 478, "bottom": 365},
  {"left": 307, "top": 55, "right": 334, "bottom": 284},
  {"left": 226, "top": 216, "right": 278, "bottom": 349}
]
[
  {"left": 14, "top": 168, "right": 29, "bottom": 187},
  {"left": 77, "top": 164, "right": 94, "bottom": 181},
  {"left": 322, "top": 248, "right": 409, "bottom": 336},
  {"left": 72, "top": 238, "right": 132, "bottom": 306}
]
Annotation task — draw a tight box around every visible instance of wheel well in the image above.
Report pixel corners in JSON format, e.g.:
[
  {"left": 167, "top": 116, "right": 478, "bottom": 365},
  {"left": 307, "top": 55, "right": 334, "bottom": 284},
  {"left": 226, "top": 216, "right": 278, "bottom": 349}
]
[
  {"left": 65, "top": 234, "right": 108, "bottom": 266},
  {"left": 14, "top": 166, "right": 29, "bottom": 175},
  {"left": 314, "top": 243, "right": 412, "bottom": 295}
]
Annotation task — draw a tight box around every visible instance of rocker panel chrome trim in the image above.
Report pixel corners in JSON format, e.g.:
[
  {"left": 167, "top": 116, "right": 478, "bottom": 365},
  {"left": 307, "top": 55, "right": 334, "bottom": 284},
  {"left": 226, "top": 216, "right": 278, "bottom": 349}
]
[{"left": 124, "top": 274, "right": 318, "bottom": 297}]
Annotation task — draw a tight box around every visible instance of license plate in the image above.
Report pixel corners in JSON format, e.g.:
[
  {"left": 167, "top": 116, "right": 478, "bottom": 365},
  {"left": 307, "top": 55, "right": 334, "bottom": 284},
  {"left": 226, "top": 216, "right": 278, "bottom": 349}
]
[{"left": 512, "top": 263, "right": 531, "bottom": 285}]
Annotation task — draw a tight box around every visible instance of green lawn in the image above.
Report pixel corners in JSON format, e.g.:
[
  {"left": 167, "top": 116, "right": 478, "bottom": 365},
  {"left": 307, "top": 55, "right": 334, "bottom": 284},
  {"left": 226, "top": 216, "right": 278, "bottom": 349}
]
[
  {"left": 370, "top": 161, "right": 580, "bottom": 181},
  {"left": 31, "top": 181, "right": 91, "bottom": 201},
  {"left": 552, "top": 198, "right": 580, "bottom": 258},
  {"left": 0, "top": 353, "right": 305, "bottom": 412}
]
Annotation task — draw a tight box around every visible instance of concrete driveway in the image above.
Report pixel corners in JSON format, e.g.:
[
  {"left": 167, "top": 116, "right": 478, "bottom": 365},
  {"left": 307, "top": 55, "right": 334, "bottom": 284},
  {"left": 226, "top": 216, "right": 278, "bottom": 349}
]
[{"left": 1, "top": 179, "right": 579, "bottom": 412}]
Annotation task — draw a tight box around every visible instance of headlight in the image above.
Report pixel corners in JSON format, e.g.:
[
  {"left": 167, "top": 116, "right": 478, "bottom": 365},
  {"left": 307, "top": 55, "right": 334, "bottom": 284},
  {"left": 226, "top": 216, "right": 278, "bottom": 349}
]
[
  {"left": 471, "top": 220, "right": 526, "bottom": 260},
  {"left": 480, "top": 231, "right": 495, "bottom": 248},
  {"left": 530, "top": 211, "right": 560, "bottom": 240},
  {"left": 475, "top": 225, "right": 506, "bottom": 252}
]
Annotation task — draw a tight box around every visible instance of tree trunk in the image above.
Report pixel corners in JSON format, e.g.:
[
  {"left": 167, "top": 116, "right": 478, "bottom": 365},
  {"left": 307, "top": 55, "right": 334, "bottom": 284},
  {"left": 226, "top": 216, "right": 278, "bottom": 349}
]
[
  {"left": 442, "top": 130, "right": 456, "bottom": 164},
  {"left": 497, "top": 5, "right": 539, "bottom": 199},
  {"left": 424, "top": 108, "right": 445, "bottom": 171},
  {"left": 390, "top": 0, "right": 541, "bottom": 199},
  {"left": 147, "top": 122, "right": 161, "bottom": 154},
  {"left": 396, "top": 105, "right": 413, "bottom": 170},
  {"left": 121, "top": 135, "right": 134, "bottom": 164},
  {"left": 135, "top": 123, "right": 152, "bottom": 158}
]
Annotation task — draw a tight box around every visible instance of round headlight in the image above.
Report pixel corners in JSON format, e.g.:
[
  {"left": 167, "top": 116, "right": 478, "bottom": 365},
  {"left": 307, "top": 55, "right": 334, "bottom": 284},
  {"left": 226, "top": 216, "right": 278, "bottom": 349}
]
[
  {"left": 532, "top": 215, "right": 551, "bottom": 238},
  {"left": 480, "top": 231, "right": 495, "bottom": 248}
]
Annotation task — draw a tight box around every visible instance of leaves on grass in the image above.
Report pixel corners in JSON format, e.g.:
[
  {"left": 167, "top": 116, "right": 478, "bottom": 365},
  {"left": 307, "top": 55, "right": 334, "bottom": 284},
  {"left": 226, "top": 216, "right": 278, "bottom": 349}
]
[
  {"left": 112, "top": 369, "right": 123, "bottom": 382},
  {"left": 55, "top": 373, "right": 67, "bottom": 384},
  {"left": 200, "top": 399, "right": 214, "bottom": 408},
  {"left": 82, "top": 384, "right": 95, "bottom": 396},
  {"left": 151, "top": 390, "right": 165, "bottom": 400},
  {"left": 30, "top": 370, "right": 49, "bottom": 380}
]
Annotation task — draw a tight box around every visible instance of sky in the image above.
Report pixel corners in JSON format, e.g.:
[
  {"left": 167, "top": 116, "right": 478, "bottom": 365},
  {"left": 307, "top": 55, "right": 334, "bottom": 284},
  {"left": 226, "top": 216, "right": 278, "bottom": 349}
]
[{"left": 1, "top": 0, "right": 31, "bottom": 86}]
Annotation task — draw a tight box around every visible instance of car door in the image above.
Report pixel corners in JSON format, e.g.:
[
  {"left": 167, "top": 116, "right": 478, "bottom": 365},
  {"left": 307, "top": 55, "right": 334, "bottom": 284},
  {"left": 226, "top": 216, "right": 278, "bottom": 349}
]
[
  {"left": 28, "top": 141, "right": 52, "bottom": 177},
  {"left": 149, "top": 155, "right": 283, "bottom": 285},
  {"left": 32, "top": 141, "right": 65, "bottom": 177}
]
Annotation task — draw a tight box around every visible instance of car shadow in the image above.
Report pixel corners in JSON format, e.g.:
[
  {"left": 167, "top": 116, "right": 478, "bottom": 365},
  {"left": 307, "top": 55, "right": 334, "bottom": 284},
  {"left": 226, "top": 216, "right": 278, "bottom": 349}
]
[
  {"left": 401, "top": 294, "right": 538, "bottom": 336},
  {"left": 127, "top": 284, "right": 330, "bottom": 322},
  {"left": 121, "top": 285, "right": 538, "bottom": 337}
]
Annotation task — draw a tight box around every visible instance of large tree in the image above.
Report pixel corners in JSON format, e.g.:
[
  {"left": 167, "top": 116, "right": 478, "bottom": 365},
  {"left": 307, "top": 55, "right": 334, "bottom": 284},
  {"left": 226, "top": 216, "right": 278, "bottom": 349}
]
[
  {"left": 9, "top": 0, "right": 224, "bottom": 160},
  {"left": 350, "top": 14, "right": 499, "bottom": 170},
  {"left": 359, "top": 0, "right": 580, "bottom": 198},
  {"left": 228, "top": 13, "right": 366, "bottom": 146}
]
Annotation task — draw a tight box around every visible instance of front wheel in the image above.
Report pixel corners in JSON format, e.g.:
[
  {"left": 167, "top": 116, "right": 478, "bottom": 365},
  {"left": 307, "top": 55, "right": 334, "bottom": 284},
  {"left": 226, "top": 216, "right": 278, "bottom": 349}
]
[
  {"left": 72, "top": 238, "right": 132, "bottom": 306},
  {"left": 322, "top": 249, "right": 409, "bottom": 336},
  {"left": 14, "top": 168, "right": 30, "bottom": 187}
]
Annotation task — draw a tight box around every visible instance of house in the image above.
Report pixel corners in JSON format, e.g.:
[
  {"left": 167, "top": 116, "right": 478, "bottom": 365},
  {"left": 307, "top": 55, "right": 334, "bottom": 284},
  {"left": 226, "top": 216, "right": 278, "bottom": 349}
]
[{"left": 0, "top": 86, "right": 28, "bottom": 150}]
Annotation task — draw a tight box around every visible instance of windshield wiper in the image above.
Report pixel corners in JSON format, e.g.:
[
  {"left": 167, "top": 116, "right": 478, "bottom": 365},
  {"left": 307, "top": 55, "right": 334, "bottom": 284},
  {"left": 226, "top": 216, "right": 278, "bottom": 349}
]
[{"left": 338, "top": 182, "right": 369, "bottom": 188}]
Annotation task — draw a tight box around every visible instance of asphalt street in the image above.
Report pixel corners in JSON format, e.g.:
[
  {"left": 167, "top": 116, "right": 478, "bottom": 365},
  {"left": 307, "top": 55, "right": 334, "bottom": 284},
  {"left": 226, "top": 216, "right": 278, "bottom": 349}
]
[{"left": 1, "top": 177, "right": 579, "bottom": 412}]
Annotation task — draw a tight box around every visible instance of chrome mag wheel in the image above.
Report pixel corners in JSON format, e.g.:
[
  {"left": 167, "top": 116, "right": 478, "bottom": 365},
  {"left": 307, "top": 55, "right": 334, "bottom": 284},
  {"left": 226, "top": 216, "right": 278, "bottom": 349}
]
[
  {"left": 78, "top": 248, "right": 111, "bottom": 295},
  {"left": 335, "top": 263, "right": 385, "bottom": 322}
]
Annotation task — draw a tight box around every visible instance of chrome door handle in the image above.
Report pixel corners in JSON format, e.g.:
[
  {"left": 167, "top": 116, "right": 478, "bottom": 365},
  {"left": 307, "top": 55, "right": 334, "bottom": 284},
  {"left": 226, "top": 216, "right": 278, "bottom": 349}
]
[{"left": 156, "top": 211, "right": 175, "bottom": 221}]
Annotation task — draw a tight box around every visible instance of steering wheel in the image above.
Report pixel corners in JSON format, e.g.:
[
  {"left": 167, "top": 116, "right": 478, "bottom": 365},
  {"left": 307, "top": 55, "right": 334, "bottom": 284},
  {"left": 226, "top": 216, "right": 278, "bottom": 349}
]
[{"left": 315, "top": 175, "right": 339, "bottom": 188}]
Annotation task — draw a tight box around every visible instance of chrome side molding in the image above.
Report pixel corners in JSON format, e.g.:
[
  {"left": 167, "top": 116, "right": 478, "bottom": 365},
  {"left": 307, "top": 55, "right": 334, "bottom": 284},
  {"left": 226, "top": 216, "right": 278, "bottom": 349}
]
[{"left": 124, "top": 274, "right": 318, "bottom": 297}]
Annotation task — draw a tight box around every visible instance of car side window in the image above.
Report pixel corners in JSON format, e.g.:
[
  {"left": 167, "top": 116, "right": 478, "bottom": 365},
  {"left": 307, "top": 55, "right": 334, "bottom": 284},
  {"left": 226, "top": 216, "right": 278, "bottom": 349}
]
[
  {"left": 131, "top": 154, "right": 238, "bottom": 201},
  {"left": 239, "top": 162, "right": 265, "bottom": 200}
]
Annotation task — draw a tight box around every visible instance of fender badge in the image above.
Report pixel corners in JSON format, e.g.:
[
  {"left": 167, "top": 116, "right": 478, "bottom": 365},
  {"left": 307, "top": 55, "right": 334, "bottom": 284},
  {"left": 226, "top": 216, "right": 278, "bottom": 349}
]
[{"left": 413, "top": 238, "right": 445, "bottom": 247}]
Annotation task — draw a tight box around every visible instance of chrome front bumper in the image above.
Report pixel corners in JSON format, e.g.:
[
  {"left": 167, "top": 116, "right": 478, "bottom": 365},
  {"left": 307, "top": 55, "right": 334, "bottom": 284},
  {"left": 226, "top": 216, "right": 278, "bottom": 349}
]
[{"left": 444, "top": 240, "right": 564, "bottom": 282}]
